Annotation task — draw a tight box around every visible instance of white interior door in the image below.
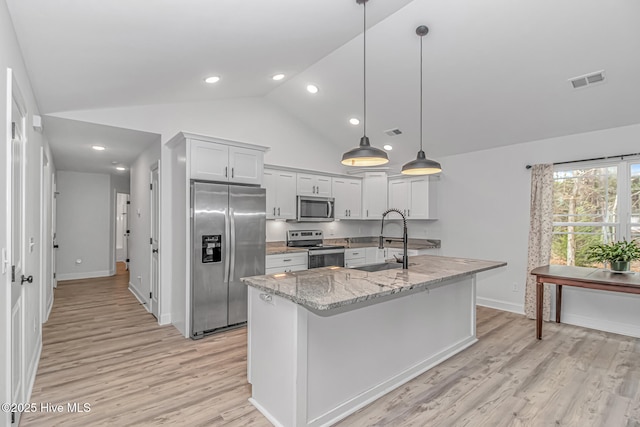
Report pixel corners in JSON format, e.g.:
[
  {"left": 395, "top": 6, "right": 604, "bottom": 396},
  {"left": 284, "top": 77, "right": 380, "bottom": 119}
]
[
  {"left": 10, "top": 78, "right": 26, "bottom": 425},
  {"left": 40, "top": 150, "right": 52, "bottom": 322},
  {"left": 52, "top": 175, "right": 57, "bottom": 288},
  {"left": 150, "top": 163, "right": 160, "bottom": 318},
  {"left": 115, "top": 193, "right": 129, "bottom": 264}
]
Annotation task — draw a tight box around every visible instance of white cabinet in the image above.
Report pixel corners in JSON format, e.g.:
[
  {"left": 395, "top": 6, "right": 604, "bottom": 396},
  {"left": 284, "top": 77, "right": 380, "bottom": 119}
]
[
  {"left": 387, "top": 176, "right": 437, "bottom": 219},
  {"left": 365, "top": 247, "right": 385, "bottom": 264},
  {"left": 265, "top": 252, "right": 308, "bottom": 274},
  {"left": 264, "top": 169, "right": 297, "bottom": 220},
  {"left": 297, "top": 173, "right": 332, "bottom": 197},
  {"left": 189, "top": 139, "right": 263, "bottom": 185},
  {"left": 362, "top": 172, "right": 388, "bottom": 219},
  {"left": 332, "top": 177, "right": 362, "bottom": 219},
  {"left": 345, "top": 248, "right": 367, "bottom": 268}
]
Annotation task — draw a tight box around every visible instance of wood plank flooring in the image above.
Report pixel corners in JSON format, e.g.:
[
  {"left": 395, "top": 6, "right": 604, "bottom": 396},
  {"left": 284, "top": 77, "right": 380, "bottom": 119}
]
[{"left": 20, "top": 264, "right": 640, "bottom": 426}]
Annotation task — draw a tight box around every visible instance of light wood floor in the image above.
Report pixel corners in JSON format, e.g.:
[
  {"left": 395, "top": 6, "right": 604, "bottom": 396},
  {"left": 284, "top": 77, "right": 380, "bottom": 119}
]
[{"left": 21, "top": 265, "right": 640, "bottom": 426}]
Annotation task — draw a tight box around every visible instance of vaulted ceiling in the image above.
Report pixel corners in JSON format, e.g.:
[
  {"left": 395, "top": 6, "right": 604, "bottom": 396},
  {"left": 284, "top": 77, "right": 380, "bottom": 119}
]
[{"left": 7, "top": 0, "right": 640, "bottom": 172}]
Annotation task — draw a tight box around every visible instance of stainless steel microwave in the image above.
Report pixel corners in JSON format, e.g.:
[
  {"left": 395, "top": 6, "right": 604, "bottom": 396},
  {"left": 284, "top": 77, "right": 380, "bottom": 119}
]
[{"left": 297, "top": 196, "right": 335, "bottom": 222}]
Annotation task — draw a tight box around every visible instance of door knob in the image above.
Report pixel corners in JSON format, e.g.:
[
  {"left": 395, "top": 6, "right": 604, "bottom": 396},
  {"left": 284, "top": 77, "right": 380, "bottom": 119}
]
[
  {"left": 152, "top": 249, "right": 159, "bottom": 254},
  {"left": 53, "top": 244, "right": 59, "bottom": 249},
  {"left": 21, "top": 275, "right": 33, "bottom": 285}
]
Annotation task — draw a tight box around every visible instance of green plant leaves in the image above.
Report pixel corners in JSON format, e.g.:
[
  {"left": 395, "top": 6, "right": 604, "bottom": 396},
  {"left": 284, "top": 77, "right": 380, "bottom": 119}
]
[{"left": 586, "top": 239, "right": 640, "bottom": 263}]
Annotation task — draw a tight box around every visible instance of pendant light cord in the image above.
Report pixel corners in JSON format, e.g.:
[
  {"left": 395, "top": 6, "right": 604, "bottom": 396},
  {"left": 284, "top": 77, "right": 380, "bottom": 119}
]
[
  {"left": 363, "top": 1, "right": 367, "bottom": 137},
  {"left": 419, "top": 34, "right": 423, "bottom": 152}
]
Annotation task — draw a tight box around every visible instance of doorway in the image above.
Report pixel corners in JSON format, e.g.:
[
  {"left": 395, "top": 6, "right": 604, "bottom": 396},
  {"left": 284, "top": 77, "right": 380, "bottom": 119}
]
[
  {"left": 150, "top": 163, "right": 160, "bottom": 319},
  {"left": 115, "top": 193, "right": 130, "bottom": 270}
]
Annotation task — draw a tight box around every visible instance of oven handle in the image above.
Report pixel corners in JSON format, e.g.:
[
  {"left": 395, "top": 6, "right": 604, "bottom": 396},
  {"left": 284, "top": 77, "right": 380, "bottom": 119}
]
[
  {"left": 327, "top": 200, "right": 333, "bottom": 219},
  {"left": 309, "top": 249, "right": 345, "bottom": 256}
]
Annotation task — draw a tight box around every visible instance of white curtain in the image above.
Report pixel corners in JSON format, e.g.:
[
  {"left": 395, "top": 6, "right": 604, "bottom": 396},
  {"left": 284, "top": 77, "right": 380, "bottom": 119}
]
[{"left": 524, "top": 164, "right": 553, "bottom": 321}]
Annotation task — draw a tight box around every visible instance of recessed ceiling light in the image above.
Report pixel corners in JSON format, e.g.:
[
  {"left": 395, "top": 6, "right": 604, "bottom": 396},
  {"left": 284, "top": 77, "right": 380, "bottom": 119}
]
[
  {"left": 92, "top": 145, "right": 105, "bottom": 151},
  {"left": 116, "top": 167, "right": 126, "bottom": 171},
  {"left": 272, "top": 73, "right": 285, "bottom": 81},
  {"left": 383, "top": 145, "right": 393, "bottom": 151},
  {"left": 349, "top": 118, "right": 360, "bottom": 126},
  {"left": 306, "top": 84, "right": 319, "bottom": 94},
  {"left": 204, "top": 76, "right": 220, "bottom": 84}
]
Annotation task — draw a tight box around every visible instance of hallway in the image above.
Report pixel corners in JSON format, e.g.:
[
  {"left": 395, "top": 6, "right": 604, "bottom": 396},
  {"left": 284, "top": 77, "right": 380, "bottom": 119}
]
[{"left": 20, "top": 264, "right": 267, "bottom": 426}]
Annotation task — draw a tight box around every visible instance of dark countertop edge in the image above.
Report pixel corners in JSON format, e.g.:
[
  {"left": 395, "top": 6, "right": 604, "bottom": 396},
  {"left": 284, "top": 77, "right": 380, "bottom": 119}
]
[{"left": 242, "top": 260, "right": 507, "bottom": 312}]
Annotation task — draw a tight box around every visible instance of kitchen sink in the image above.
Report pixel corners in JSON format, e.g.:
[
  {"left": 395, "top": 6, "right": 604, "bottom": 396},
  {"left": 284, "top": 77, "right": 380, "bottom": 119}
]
[{"left": 351, "top": 262, "right": 403, "bottom": 273}]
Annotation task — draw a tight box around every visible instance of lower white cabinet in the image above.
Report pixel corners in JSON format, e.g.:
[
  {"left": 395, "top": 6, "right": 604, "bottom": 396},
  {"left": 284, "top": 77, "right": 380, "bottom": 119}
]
[
  {"left": 345, "top": 248, "right": 367, "bottom": 268},
  {"left": 265, "top": 252, "right": 308, "bottom": 274}
]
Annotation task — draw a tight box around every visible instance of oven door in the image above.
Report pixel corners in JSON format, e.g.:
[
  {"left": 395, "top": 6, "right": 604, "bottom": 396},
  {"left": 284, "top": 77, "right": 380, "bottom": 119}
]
[
  {"left": 297, "top": 196, "right": 334, "bottom": 222},
  {"left": 308, "top": 249, "right": 345, "bottom": 269}
]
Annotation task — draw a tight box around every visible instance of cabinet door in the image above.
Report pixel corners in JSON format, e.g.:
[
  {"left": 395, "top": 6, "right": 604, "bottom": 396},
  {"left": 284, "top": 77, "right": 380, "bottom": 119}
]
[
  {"left": 229, "top": 146, "right": 263, "bottom": 185},
  {"left": 345, "top": 179, "right": 362, "bottom": 218},
  {"left": 365, "top": 247, "right": 385, "bottom": 264},
  {"left": 388, "top": 179, "right": 408, "bottom": 215},
  {"left": 263, "top": 170, "right": 278, "bottom": 219},
  {"left": 276, "top": 172, "right": 297, "bottom": 219},
  {"left": 407, "top": 177, "right": 430, "bottom": 219},
  {"left": 362, "top": 172, "right": 388, "bottom": 219},
  {"left": 315, "top": 175, "right": 332, "bottom": 197},
  {"left": 297, "top": 174, "right": 316, "bottom": 196},
  {"left": 190, "top": 140, "right": 229, "bottom": 181},
  {"left": 332, "top": 178, "right": 349, "bottom": 219}
]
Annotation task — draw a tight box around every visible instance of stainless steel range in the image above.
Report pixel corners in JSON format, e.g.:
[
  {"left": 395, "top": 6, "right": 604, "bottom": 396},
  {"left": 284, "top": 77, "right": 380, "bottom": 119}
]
[{"left": 286, "top": 230, "right": 345, "bottom": 269}]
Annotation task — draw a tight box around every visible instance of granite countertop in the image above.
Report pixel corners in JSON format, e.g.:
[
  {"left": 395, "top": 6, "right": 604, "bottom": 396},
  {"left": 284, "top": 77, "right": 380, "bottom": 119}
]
[
  {"left": 242, "top": 255, "right": 506, "bottom": 311},
  {"left": 266, "top": 238, "right": 440, "bottom": 255}
]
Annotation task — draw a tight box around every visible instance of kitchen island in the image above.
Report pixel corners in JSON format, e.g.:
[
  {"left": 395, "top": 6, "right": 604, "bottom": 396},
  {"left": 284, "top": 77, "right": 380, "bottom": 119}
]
[{"left": 241, "top": 255, "right": 506, "bottom": 427}]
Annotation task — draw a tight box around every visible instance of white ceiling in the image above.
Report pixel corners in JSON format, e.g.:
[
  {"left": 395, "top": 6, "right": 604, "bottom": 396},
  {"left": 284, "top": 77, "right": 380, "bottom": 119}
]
[{"left": 7, "top": 0, "right": 640, "bottom": 173}]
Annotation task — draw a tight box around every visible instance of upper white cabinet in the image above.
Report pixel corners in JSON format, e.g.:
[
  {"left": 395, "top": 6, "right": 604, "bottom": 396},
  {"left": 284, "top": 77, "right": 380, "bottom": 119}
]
[
  {"left": 362, "top": 172, "right": 388, "bottom": 220},
  {"left": 388, "top": 176, "right": 437, "bottom": 219},
  {"left": 264, "top": 169, "right": 297, "bottom": 220},
  {"left": 332, "top": 177, "right": 362, "bottom": 219},
  {"left": 297, "top": 173, "right": 332, "bottom": 197},
  {"left": 190, "top": 139, "right": 264, "bottom": 185}
]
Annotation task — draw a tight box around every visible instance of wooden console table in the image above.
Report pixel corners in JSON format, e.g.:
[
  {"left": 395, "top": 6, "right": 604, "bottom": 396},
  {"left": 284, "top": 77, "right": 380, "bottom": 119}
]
[{"left": 530, "top": 265, "right": 640, "bottom": 339}]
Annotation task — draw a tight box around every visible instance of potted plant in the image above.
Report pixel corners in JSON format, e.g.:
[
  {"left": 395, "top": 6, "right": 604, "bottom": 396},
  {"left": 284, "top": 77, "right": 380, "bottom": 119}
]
[{"left": 586, "top": 239, "right": 640, "bottom": 272}]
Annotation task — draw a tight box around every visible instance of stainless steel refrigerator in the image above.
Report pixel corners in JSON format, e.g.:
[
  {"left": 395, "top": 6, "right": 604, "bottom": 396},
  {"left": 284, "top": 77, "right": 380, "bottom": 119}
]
[{"left": 191, "top": 181, "right": 266, "bottom": 339}]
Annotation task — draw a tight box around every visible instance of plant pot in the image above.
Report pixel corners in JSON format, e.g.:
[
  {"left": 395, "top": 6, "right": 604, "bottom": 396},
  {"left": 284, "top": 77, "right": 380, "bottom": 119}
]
[{"left": 610, "top": 261, "right": 630, "bottom": 272}]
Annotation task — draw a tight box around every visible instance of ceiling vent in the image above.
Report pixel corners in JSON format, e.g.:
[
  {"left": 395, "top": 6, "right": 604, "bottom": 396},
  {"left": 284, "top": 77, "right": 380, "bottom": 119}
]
[
  {"left": 384, "top": 128, "right": 403, "bottom": 136},
  {"left": 569, "top": 70, "right": 605, "bottom": 89}
]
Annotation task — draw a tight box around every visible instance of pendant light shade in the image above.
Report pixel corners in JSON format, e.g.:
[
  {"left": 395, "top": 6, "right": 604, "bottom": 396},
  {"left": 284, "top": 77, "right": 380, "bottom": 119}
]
[
  {"left": 341, "top": 0, "right": 389, "bottom": 167},
  {"left": 341, "top": 136, "right": 389, "bottom": 166},
  {"left": 402, "top": 25, "right": 441, "bottom": 175}
]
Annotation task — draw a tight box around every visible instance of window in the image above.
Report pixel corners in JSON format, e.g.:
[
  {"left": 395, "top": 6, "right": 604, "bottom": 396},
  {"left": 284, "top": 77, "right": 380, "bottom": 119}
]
[{"left": 551, "top": 160, "right": 640, "bottom": 272}]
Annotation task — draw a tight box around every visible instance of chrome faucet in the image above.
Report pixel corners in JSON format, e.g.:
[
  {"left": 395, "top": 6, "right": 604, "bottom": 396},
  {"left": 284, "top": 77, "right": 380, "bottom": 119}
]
[{"left": 379, "top": 208, "right": 408, "bottom": 269}]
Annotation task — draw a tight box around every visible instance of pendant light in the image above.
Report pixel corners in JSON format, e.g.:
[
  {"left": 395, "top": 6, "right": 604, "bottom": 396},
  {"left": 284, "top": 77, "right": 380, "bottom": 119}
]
[
  {"left": 341, "top": 0, "right": 389, "bottom": 167},
  {"left": 401, "top": 25, "right": 442, "bottom": 175}
]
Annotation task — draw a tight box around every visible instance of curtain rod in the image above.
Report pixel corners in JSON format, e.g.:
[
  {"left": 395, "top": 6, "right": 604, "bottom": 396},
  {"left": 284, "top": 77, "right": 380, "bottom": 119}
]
[{"left": 525, "top": 152, "right": 640, "bottom": 169}]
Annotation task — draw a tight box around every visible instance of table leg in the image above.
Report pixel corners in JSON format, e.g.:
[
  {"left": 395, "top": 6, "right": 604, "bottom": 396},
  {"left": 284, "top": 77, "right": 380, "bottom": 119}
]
[
  {"left": 536, "top": 279, "right": 543, "bottom": 340},
  {"left": 556, "top": 284, "right": 562, "bottom": 324}
]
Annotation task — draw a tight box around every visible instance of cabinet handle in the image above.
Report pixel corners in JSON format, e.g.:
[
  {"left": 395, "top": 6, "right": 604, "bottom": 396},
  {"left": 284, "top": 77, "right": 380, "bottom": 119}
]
[
  {"left": 283, "top": 259, "right": 292, "bottom": 262},
  {"left": 348, "top": 209, "right": 351, "bottom": 217},
  {"left": 273, "top": 207, "right": 276, "bottom": 215},
  {"left": 345, "top": 209, "right": 348, "bottom": 216},
  {"left": 225, "top": 166, "right": 228, "bottom": 178},
  {"left": 232, "top": 167, "right": 235, "bottom": 178},
  {"left": 366, "top": 209, "right": 369, "bottom": 217},
  {"left": 278, "top": 207, "right": 280, "bottom": 216},
  {"left": 259, "top": 293, "right": 273, "bottom": 303},
  {"left": 353, "top": 252, "right": 359, "bottom": 255},
  {"left": 407, "top": 209, "right": 410, "bottom": 217}
]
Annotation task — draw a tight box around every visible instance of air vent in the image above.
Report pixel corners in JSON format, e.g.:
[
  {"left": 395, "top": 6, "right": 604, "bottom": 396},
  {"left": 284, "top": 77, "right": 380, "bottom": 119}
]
[
  {"left": 384, "top": 128, "right": 402, "bottom": 136},
  {"left": 569, "top": 70, "right": 605, "bottom": 89}
]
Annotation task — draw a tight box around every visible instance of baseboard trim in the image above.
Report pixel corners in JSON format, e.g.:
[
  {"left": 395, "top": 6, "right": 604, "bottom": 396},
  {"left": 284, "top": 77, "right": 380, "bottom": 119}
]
[
  {"left": 128, "top": 282, "right": 150, "bottom": 312},
  {"left": 476, "top": 297, "right": 524, "bottom": 315},
  {"left": 25, "top": 334, "right": 42, "bottom": 404},
  {"left": 57, "top": 270, "right": 113, "bottom": 281},
  {"left": 159, "top": 313, "right": 172, "bottom": 326},
  {"left": 560, "top": 313, "right": 640, "bottom": 338}
]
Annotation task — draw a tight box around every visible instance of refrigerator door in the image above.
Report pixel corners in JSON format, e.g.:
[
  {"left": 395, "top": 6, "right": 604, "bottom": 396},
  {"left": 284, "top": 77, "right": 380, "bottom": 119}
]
[
  {"left": 191, "top": 181, "right": 230, "bottom": 337},
  {"left": 228, "top": 185, "right": 266, "bottom": 325}
]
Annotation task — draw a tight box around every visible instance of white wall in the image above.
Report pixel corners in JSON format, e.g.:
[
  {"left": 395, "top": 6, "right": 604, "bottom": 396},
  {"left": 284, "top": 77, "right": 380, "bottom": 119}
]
[
  {"left": 437, "top": 123, "right": 640, "bottom": 337},
  {"left": 128, "top": 141, "right": 161, "bottom": 316},
  {"left": 56, "top": 171, "right": 112, "bottom": 280},
  {"left": 52, "top": 97, "right": 345, "bottom": 174},
  {"left": 1, "top": 0, "right": 55, "bottom": 422}
]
